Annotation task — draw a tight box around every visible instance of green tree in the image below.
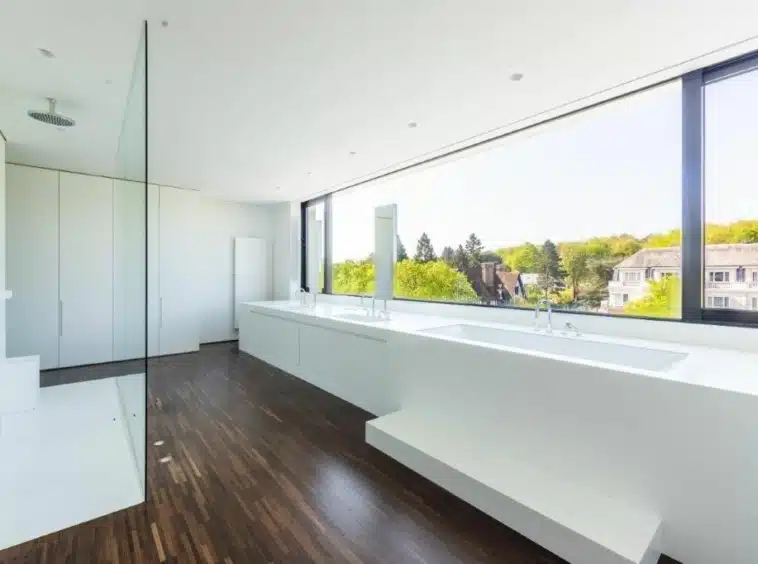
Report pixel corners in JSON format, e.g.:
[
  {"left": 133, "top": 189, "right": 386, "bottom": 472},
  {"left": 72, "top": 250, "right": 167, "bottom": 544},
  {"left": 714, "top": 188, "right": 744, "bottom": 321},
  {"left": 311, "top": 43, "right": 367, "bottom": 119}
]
[
  {"left": 414, "top": 232, "right": 437, "bottom": 263},
  {"left": 464, "top": 233, "right": 484, "bottom": 265},
  {"left": 453, "top": 244, "right": 469, "bottom": 273},
  {"left": 497, "top": 243, "right": 541, "bottom": 273},
  {"left": 397, "top": 237, "right": 409, "bottom": 261},
  {"left": 332, "top": 260, "right": 375, "bottom": 295},
  {"left": 395, "top": 260, "right": 478, "bottom": 302},
  {"left": 535, "top": 239, "right": 565, "bottom": 297},
  {"left": 561, "top": 244, "right": 590, "bottom": 300},
  {"left": 644, "top": 229, "right": 681, "bottom": 248},
  {"left": 440, "top": 246, "right": 455, "bottom": 265},
  {"left": 624, "top": 276, "right": 681, "bottom": 318},
  {"left": 480, "top": 250, "right": 504, "bottom": 265}
]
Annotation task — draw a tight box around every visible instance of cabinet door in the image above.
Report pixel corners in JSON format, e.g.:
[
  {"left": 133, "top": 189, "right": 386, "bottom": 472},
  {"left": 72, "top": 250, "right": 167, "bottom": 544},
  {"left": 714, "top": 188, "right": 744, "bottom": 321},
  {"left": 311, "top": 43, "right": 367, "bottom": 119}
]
[
  {"left": 6, "top": 165, "right": 60, "bottom": 369},
  {"left": 113, "top": 181, "right": 160, "bottom": 360},
  {"left": 298, "top": 324, "right": 389, "bottom": 415},
  {"left": 59, "top": 172, "right": 114, "bottom": 367},
  {"left": 240, "top": 311, "right": 299, "bottom": 373},
  {"left": 159, "top": 186, "right": 199, "bottom": 355}
]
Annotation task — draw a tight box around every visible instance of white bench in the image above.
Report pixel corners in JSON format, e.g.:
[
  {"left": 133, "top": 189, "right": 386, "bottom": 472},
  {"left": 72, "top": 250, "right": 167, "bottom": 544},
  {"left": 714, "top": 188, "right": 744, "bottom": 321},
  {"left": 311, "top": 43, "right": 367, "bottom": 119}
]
[{"left": 367, "top": 410, "right": 661, "bottom": 564}]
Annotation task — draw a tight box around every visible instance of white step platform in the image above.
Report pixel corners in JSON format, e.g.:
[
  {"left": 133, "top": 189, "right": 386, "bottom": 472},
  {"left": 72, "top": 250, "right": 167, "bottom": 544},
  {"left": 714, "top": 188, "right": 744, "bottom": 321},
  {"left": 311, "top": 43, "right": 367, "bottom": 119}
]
[
  {"left": 366, "top": 410, "right": 661, "bottom": 564},
  {"left": 0, "top": 377, "right": 144, "bottom": 551}
]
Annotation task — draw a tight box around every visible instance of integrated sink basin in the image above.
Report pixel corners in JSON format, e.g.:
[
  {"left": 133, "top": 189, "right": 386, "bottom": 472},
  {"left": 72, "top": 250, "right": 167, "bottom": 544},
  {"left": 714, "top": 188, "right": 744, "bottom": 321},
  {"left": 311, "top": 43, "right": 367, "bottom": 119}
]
[
  {"left": 421, "top": 324, "right": 688, "bottom": 372},
  {"left": 334, "top": 312, "right": 388, "bottom": 323}
]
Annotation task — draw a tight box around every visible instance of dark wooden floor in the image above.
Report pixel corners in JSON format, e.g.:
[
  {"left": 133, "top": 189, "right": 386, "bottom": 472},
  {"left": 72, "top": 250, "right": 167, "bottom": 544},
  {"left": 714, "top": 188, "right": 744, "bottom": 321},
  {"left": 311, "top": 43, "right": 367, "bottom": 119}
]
[{"left": 1, "top": 343, "right": 680, "bottom": 564}]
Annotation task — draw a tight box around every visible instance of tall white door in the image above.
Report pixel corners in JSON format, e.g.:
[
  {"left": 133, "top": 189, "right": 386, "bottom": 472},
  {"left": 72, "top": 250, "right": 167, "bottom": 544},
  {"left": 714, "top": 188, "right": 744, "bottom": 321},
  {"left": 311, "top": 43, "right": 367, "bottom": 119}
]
[
  {"left": 59, "top": 172, "right": 114, "bottom": 367},
  {"left": 159, "top": 186, "right": 199, "bottom": 355},
  {"left": 6, "top": 165, "right": 60, "bottom": 369}
]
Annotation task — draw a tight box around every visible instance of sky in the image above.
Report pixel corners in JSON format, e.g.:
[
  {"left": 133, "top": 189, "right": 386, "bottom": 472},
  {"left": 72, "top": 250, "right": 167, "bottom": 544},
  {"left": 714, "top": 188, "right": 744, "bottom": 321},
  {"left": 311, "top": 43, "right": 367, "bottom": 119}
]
[{"left": 328, "top": 71, "right": 758, "bottom": 262}]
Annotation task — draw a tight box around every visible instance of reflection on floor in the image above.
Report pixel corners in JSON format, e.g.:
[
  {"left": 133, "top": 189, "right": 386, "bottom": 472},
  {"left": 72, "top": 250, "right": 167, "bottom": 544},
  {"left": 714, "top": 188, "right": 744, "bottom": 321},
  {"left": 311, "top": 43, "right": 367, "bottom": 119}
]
[
  {"left": 0, "top": 377, "right": 144, "bottom": 551},
  {"left": 0, "top": 343, "right": 682, "bottom": 563}
]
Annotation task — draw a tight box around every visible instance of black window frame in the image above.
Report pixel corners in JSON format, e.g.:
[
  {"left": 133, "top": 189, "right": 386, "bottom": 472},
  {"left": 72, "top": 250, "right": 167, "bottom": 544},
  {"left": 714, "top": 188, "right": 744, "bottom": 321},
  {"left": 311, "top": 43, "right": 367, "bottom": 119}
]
[
  {"left": 300, "top": 196, "right": 331, "bottom": 293},
  {"left": 301, "top": 49, "right": 758, "bottom": 329}
]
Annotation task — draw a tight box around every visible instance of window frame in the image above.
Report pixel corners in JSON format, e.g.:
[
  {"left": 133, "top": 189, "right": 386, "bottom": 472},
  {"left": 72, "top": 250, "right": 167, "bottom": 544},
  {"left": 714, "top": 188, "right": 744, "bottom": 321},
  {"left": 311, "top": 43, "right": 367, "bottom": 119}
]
[{"left": 301, "top": 49, "right": 758, "bottom": 328}]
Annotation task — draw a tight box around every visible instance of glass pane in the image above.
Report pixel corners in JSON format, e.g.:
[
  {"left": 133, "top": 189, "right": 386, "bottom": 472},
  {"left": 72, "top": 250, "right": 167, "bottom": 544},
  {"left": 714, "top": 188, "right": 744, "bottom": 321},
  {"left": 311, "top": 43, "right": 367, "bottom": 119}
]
[
  {"left": 114, "top": 23, "right": 148, "bottom": 498},
  {"left": 704, "top": 64, "right": 758, "bottom": 311},
  {"left": 331, "top": 82, "right": 682, "bottom": 318}
]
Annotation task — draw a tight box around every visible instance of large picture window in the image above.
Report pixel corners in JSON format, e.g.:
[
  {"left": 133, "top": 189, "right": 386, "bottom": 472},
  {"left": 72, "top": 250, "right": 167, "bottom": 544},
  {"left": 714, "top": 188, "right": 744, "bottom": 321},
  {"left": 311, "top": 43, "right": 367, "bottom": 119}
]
[
  {"left": 703, "top": 62, "right": 758, "bottom": 313},
  {"left": 303, "top": 50, "right": 758, "bottom": 327},
  {"left": 330, "top": 82, "right": 682, "bottom": 318}
]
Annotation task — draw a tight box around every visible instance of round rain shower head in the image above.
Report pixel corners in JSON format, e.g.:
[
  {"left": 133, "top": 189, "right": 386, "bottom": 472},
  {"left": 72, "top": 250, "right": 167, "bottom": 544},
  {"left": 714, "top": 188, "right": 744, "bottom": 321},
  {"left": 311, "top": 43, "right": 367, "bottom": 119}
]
[{"left": 27, "top": 98, "right": 75, "bottom": 127}]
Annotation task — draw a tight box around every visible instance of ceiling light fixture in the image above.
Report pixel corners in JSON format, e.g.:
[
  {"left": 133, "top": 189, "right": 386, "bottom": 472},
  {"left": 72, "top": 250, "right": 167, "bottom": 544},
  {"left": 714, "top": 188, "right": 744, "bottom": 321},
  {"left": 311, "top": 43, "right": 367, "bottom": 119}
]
[
  {"left": 349, "top": 151, "right": 356, "bottom": 156},
  {"left": 161, "top": 20, "right": 169, "bottom": 28},
  {"left": 38, "top": 48, "right": 55, "bottom": 59},
  {"left": 510, "top": 72, "right": 524, "bottom": 82},
  {"left": 408, "top": 121, "right": 418, "bottom": 128}
]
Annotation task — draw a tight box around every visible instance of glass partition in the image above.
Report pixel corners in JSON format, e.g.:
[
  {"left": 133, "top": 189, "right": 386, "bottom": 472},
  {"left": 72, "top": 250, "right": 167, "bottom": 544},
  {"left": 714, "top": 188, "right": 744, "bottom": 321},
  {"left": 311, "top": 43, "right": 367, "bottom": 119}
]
[{"left": 114, "top": 22, "right": 148, "bottom": 497}]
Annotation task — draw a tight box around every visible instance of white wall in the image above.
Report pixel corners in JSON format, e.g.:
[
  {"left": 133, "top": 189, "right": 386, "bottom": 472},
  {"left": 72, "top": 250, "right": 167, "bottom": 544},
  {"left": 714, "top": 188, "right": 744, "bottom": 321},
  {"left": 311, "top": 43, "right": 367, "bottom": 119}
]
[
  {"left": 0, "top": 134, "right": 6, "bottom": 358},
  {"left": 196, "top": 198, "right": 273, "bottom": 343}
]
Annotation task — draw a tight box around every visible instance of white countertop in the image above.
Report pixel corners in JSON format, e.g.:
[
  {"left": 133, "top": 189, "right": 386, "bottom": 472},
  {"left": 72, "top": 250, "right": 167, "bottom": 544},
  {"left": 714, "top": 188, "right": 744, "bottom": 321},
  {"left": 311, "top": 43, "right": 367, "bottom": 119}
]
[{"left": 243, "top": 300, "right": 758, "bottom": 397}]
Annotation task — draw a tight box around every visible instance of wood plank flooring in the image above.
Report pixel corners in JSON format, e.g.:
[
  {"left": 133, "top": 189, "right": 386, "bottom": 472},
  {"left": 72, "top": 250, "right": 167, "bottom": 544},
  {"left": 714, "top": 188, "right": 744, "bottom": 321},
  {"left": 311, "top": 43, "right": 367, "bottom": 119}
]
[{"left": 0, "top": 343, "right": 680, "bottom": 564}]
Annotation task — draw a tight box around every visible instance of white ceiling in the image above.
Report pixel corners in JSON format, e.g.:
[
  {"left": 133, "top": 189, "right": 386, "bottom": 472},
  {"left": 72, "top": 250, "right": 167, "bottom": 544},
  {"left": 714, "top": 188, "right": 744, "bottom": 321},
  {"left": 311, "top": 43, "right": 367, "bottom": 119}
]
[{"left": 3, "top": 1, "right": 758, "bottom": 203}]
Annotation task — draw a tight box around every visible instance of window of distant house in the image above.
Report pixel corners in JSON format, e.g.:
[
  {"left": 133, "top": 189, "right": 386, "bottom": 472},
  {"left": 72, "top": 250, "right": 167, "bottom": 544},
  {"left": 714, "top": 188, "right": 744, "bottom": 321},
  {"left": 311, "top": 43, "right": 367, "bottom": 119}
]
[
  {"left": 704, "top": 62, "right": 758, "bottom": 311},
  {"left": 622, "top": 294, "right": 630, "bottom": 304},
  {"left": 329, "top": 82, "right": 682, "bottom": 317},
  {"left": 752, "top": 297, "right": 758, "bottom": 310},
  {"left": 711, "top": 296, "right": 730, "bottom": 308}
]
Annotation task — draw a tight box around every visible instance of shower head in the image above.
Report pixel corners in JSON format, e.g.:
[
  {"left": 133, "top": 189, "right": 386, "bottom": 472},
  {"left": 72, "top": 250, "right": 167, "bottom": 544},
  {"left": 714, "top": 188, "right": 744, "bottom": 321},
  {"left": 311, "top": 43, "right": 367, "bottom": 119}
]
[{"left": 27, "top": 98, "right": 75, "bottom": 127}]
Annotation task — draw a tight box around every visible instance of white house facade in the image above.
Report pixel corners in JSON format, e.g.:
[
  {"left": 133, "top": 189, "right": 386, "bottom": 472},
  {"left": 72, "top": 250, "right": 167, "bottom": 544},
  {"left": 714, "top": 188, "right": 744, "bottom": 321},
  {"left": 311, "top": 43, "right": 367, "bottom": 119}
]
[{"left": 608, "top": 244, "right": 758, "bottom": 311}]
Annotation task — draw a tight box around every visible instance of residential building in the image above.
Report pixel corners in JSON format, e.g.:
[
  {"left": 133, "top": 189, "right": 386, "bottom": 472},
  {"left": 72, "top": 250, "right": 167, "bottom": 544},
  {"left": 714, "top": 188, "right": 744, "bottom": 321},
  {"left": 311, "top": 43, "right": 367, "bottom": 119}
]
[
  {"left": 466, "top": 262, "right": 527, "bottom": 304},
  {"left": 609, "top": 244, "right": 758, "bottom": 310}
]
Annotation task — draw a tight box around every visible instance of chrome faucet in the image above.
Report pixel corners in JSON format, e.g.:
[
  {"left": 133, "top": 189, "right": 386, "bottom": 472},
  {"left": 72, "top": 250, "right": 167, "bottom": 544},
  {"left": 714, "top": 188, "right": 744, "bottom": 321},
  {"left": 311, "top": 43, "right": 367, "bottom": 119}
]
[
  {"left": 378, "top": 299, "right": 391, "bottom": 320},
  {"left": 534, "top": 298, "right": 553, "bottom": 333},
  {"left": 564, "top": 322, "right": 581, "bottom": 336}
]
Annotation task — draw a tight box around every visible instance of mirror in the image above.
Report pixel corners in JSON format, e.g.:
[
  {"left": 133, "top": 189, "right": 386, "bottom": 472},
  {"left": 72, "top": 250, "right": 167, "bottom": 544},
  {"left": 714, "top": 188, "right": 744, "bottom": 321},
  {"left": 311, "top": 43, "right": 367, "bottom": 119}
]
[
  {"left": 306, "top": 209, "right": 323, "bottom": 293},
  {"left": 374, "top": 204, "right": 397, "bottom": 300}
]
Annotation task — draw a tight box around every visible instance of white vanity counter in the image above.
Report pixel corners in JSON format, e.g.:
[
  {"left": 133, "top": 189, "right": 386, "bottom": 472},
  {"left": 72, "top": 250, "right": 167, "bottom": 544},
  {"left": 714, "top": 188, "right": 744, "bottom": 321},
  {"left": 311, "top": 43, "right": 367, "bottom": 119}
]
[
  {"left": 243, "top": 300, "right": 758, "bottom": 397},
  {"left": 240, "top": 300, "right": 758, "bottom": 564}
]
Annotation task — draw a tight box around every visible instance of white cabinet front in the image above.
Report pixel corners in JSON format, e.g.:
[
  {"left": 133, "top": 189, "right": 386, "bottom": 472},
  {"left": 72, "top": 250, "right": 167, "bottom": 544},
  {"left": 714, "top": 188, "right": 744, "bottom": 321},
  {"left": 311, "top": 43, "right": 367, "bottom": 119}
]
[
  {"left": 159, "top": 186, "right": 200, "bottom": 356},
  {"left": 6, "top": 165, "right": 60, "bottom": 369},
  {"left": 297, "top": 324, "right": 390, "bottom": 415},
  {"left": 240, "top": 311, "right": 299, "bottom": 374},
  {"left": 59, "top": 172, "right": 114, "bottom": 367}
]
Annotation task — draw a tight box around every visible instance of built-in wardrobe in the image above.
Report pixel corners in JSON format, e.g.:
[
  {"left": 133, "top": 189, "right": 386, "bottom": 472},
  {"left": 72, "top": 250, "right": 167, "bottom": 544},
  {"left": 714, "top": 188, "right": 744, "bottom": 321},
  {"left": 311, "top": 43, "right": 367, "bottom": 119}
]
[{"left": 6, "top": 164, "right": 199, "bottom": 370}]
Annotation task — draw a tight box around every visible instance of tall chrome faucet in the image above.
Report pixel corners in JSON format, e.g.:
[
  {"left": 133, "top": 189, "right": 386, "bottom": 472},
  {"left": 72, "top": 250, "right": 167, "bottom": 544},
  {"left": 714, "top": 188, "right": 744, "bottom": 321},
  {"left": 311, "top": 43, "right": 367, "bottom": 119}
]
[{"left": 534, "top": 298, "right": 553, "bottom": 333}]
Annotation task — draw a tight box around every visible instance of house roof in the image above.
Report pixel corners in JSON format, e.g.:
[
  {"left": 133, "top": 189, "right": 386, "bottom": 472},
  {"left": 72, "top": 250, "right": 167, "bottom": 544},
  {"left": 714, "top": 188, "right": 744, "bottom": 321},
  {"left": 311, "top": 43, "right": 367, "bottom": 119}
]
[{"left": 615, "top": 244, "right": 758, "bottom": 269}]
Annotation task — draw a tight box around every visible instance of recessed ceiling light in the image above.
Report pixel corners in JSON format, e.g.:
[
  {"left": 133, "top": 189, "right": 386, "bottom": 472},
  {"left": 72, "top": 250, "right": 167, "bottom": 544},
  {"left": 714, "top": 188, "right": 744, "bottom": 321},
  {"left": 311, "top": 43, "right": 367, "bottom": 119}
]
[
  {"left": 307, "top": 172, "right": 312, "bottom": 176},
  {"left": 349, "top": 151, "right": 356, "bottom": 156},
  {"left": 408, "top": 121, "right": 419, "bottom": 128},
  {"left": 38, "top": 48, "right": 55, "bottom": 59},
  {"left": 510, "top": 72, "right": 524, "bottom": 82},
  {"left": 161, "top": 20, "right": 169, "bottom": 28},
  {"left": 275, "top": 186, "right": 281, "bottom": 191}
]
